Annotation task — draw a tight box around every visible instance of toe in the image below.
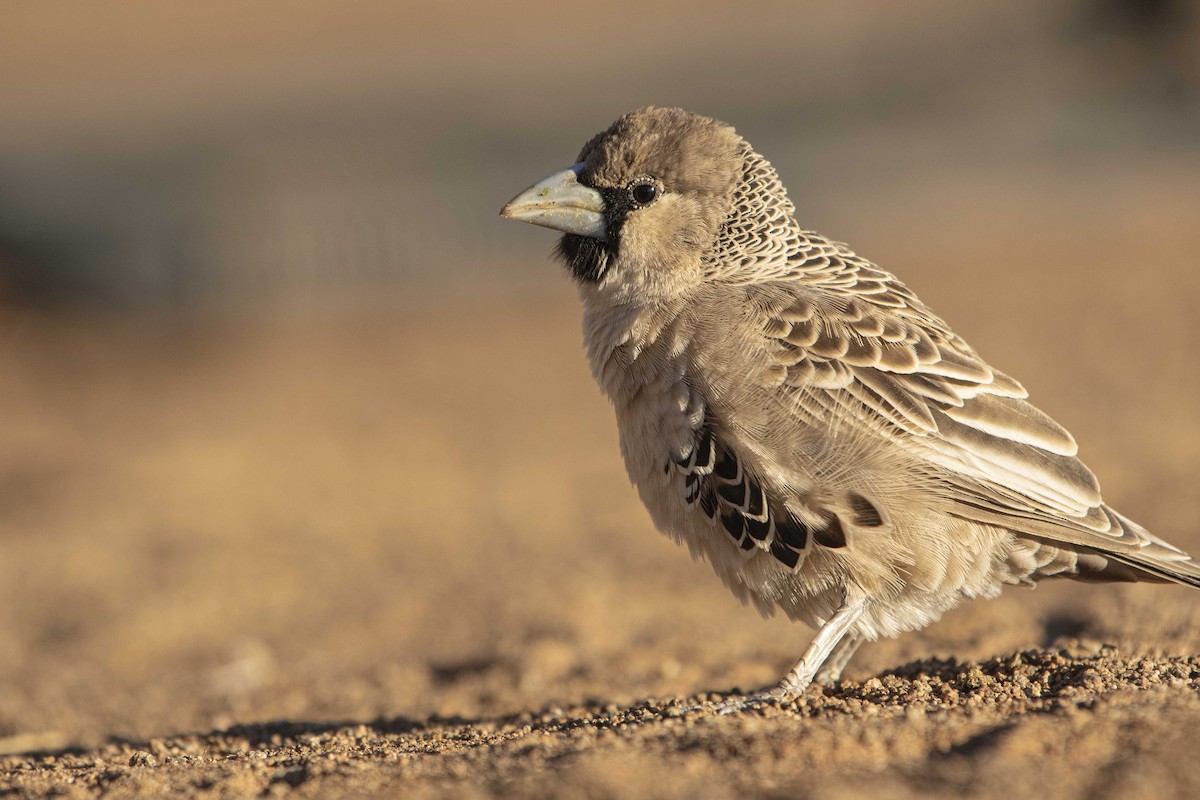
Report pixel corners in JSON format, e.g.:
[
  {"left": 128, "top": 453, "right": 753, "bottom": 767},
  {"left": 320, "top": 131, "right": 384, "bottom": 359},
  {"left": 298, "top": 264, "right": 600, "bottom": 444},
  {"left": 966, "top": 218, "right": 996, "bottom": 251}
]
[{"left": 712, "top": 689, "right": 784, "bottom": 715}]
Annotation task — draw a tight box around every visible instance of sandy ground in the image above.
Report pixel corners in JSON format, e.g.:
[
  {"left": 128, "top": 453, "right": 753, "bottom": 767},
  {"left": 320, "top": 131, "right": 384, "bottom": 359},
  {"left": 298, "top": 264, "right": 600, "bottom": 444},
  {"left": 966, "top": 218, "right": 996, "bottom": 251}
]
[{"left": 1, "top": 166, "right": 1200, "bottom": 797}]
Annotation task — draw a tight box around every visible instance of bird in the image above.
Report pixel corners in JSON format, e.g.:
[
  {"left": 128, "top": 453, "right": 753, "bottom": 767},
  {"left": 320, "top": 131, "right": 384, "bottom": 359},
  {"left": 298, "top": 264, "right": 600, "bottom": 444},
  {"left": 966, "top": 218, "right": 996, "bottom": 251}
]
[{"left": 498, "top": 106, "right": 1200, "bottom": 709}]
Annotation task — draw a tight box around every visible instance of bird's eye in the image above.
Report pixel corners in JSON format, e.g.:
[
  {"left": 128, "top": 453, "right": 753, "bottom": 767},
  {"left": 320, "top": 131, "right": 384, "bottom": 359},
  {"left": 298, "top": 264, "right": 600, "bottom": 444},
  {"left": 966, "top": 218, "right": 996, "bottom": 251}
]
[{"left": 630, "top": 181, "right": 659, "bottom": 206}]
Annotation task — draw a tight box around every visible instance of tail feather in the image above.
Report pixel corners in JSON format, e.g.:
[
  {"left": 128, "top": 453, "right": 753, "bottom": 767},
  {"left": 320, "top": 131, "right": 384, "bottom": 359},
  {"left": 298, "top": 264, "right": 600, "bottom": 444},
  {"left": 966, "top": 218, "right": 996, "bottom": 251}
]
[
  {"left": 1093, "top": 508, "right": 1200, "bottom": 589},
  {"left": 1103, "top": 550, "right": 1200, "bottom": 588}
]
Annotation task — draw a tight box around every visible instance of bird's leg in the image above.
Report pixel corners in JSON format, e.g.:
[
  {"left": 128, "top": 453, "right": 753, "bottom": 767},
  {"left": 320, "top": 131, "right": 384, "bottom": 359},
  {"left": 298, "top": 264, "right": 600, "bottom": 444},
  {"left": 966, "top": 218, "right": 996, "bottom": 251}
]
[
  {"left": 770, "top": 595, "right": 869, "bottom": 697},
  {"left": 714, "top": 596, "right": 869, "bottom": 715},
  {"left": 812, "top": 629, "right": 865, "bottom": 685}
]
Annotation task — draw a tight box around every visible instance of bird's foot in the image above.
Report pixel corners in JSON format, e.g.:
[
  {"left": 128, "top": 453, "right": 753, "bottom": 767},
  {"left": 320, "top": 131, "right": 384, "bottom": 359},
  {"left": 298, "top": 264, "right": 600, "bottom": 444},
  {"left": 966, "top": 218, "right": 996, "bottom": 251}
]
[
  {"left": 673, "top": 690, "right": 774, "bottom": 716},
  {"left": 711, "top": 690, "right": 781, "bottom": 716},
  {"left": 705, "top": 676, "right": 811, "bottom": 716}
]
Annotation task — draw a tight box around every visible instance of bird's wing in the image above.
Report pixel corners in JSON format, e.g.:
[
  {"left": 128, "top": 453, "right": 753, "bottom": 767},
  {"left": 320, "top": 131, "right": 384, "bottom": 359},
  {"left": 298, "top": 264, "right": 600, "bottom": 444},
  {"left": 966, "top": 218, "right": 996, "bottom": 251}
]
[{"left": 745, "top": 233, "right": 1195, "bottom": 576}]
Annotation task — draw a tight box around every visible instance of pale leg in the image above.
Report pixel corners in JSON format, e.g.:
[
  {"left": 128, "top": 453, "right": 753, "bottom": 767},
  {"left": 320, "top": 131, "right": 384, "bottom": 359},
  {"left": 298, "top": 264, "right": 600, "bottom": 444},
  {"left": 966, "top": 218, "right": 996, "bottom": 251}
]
[
  {"left": 771, "top": 596, "right": 869, "bottom": 697},
  {"left": 812, "top": 629, "right": 865, "bottom": 685},
  {"left": 712, "top": 596, "right": 869, "bottom": 714}
]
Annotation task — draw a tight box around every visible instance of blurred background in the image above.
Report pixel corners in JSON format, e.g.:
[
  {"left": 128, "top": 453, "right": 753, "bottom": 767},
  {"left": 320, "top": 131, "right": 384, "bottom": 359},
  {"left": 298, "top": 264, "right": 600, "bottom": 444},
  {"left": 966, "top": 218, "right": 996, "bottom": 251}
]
[
  {"left": 2, "top": 0, "right": 1197, "bottom": 307},
  {"left": 1, "top": 0, "right": 1199, "bottom": 748}
]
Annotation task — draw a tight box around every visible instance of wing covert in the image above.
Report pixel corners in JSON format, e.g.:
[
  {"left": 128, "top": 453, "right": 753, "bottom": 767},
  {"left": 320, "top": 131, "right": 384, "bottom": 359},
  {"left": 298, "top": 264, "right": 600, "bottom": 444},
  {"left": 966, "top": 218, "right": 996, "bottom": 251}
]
[{"left": 749, "top": 235, "right": 1132, "bottom": 552}]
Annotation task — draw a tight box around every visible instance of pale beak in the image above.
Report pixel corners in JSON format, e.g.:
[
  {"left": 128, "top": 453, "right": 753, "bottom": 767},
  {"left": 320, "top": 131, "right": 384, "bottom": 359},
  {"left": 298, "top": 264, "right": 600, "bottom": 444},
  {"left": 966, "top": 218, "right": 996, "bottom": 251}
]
[{"left": 499, "top": 162, "right": 608, "bottom": 241}]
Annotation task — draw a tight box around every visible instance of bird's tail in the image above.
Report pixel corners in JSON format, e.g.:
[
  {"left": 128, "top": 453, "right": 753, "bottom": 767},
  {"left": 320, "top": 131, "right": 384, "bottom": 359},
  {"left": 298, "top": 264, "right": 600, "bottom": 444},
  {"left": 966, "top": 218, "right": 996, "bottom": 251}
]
[{"left": 1093, "top": 508, "right": 1200, "bottom": 589}]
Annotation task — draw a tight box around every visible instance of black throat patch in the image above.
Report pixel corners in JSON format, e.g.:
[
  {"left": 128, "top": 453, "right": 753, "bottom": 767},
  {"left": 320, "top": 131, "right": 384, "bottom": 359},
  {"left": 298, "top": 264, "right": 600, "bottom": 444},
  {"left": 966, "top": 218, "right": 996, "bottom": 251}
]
[
  {"left": 555, "top": 187, "right": 634, "bottom": 284},
  {"left": 556, "top": 234, "right": 610, "bottom": 283}
]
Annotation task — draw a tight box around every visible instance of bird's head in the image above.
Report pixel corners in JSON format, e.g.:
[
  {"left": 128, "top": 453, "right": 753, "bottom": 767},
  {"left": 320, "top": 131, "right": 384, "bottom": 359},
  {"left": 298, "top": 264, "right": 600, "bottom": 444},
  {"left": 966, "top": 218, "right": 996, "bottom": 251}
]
[{"left": 501, "top": 107, "right": 787, "bottom": 301}]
